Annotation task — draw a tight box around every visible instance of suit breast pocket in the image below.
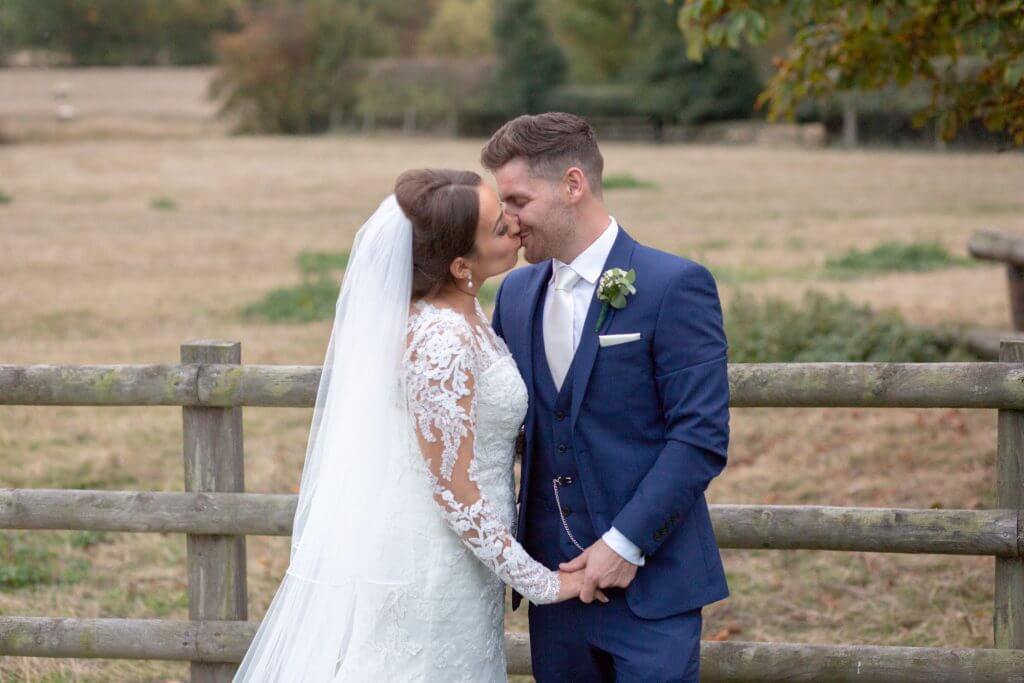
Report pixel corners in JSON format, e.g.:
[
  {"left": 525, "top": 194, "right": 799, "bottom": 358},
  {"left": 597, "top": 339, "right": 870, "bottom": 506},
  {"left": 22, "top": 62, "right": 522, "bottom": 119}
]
[
  {"left": 592, "top": 335, "right": 655, "bottom": 415},
  {"left": 596, "top": 335, "right": 649, "bottom": 365},
  {"left": 598, "top": 332, "right": 642, "bottom": 348}
]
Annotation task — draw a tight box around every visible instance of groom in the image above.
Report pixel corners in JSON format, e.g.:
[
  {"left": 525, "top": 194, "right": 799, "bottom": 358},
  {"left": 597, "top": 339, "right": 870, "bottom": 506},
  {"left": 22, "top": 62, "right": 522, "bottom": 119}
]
[{"left": 486, "top": 112, "right": 730, "bottom": 682}]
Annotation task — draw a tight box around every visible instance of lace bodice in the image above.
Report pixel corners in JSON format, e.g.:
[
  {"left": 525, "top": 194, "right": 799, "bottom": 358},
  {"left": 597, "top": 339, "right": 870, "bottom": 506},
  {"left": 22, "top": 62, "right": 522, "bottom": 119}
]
[{"left": 402, "top": 298, "right": 560, "bottom": 606}]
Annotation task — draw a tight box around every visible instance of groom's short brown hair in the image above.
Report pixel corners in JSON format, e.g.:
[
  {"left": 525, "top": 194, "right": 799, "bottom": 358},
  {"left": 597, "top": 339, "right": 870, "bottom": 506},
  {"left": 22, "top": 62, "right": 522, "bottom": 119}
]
[{"left": 480, "top": 112, "right": 604, "bottom": 195}]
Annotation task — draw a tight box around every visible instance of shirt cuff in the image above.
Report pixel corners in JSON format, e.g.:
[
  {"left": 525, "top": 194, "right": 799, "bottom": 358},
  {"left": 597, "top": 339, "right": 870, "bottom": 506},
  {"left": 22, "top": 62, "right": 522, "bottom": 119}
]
[{"left": 603, "top": 526, "right": 645, "bottom": 566}]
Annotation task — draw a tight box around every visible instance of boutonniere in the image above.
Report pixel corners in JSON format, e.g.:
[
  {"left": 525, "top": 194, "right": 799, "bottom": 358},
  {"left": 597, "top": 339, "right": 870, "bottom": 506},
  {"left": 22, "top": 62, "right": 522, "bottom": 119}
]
[{"left": 594, "top": 267, "right": 637, "bottom": 332}]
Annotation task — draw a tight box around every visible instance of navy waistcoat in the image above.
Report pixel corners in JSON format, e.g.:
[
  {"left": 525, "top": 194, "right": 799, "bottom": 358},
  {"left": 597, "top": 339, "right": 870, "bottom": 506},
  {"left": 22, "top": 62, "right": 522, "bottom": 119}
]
[{"left": 525, "top": 301, "right": 598, "bottom": 554}]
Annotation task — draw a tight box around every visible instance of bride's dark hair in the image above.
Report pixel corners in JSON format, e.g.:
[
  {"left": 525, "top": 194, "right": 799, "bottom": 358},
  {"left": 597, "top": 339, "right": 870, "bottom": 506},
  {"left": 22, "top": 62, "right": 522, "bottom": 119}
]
[{"left": 395, "top": 168, "right": 482, "bottom": 299}]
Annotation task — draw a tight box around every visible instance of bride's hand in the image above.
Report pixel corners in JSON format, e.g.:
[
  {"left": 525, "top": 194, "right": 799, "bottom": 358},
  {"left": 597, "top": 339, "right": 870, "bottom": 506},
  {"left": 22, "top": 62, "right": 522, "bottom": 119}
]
[{"left": 556, "top": 570, "right": 609, "bottom": 603}]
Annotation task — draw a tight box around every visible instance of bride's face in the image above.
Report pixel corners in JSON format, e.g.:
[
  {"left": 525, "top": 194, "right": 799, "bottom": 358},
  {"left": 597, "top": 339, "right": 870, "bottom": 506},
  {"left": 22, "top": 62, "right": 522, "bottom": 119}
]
[{"left": 467, "top": 182, "right": 520, "bottom": 280}]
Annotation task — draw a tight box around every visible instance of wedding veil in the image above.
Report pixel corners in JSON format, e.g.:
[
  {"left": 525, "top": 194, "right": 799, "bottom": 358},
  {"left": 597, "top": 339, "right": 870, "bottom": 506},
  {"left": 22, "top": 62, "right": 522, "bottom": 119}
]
[{"left": 234, "top": 193, "right": 421, "bottom": 681}]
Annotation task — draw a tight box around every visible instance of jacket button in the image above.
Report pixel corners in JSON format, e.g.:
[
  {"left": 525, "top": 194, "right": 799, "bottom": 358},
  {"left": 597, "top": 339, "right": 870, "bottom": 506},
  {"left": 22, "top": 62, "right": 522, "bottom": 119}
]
[
  {"left": 555, "top": 410, "right": 566, "bottom": 420},
  {"left": 557, "top": 444, "right": 568, "bottom": 453},
  {"left": 561, "top": 506, "right": 572, "bottom": 515}
]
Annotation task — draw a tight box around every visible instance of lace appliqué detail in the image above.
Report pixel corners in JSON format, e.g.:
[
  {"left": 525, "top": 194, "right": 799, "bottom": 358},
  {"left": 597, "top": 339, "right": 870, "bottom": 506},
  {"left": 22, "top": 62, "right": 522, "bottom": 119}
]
[
  {"left": 405, "top": 316, "right": 477, "bottom": 481},
  {"left": 404, "top": 301, "right": 560, "bottom": 606},
  {"left": 425, "top": 471, "right": 559, "bottom": 605}
]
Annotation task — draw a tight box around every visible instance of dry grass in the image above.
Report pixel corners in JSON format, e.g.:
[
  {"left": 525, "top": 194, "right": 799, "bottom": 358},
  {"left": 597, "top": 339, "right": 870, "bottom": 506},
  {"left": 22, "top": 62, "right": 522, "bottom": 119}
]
[
  {"left": 0, "top": 67, "right": 225, "bottom": 141},
  {"left": 1, "top": 129, "right": 1023, "bottom": 681}
]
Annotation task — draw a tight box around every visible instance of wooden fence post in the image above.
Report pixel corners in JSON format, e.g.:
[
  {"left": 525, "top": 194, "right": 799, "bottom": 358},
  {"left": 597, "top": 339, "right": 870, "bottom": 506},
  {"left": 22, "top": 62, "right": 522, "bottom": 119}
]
[
  {"left": 996, "top": 340, "right": 1024, "bottom": 649},
  {"left": 182, "top": 341, "right": 248, "bottom": 681},
  {"left": 1006, "top": 266, "right": 1024, "bottom": 332},
  {"left": 841, "top": 95, "right": 858, "bottom": 149},
  {"left": 966, "top": 230, "right": 1024, "bottom": 332}
]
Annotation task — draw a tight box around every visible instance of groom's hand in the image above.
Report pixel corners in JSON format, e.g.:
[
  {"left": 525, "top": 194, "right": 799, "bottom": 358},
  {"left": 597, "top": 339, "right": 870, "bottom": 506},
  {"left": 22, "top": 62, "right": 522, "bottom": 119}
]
[{"left": 559, "top": 539, "right": 638, "bottom": 603}]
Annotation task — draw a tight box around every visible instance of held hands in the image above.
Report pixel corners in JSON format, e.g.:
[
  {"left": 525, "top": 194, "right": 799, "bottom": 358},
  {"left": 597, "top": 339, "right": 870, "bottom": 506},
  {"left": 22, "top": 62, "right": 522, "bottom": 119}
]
[
  {"left": 556, "top": 569, "right": 609, "bottom": 604},
  {"left": 559, "top": 539, "right": 639, "bottom": 604}
]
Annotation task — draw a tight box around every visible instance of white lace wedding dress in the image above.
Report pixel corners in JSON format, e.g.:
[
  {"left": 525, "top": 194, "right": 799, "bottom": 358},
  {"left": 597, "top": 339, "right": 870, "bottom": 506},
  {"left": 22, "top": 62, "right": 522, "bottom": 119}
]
[{"left": 353, "top": 297, "right": 559, "bottom": 681}]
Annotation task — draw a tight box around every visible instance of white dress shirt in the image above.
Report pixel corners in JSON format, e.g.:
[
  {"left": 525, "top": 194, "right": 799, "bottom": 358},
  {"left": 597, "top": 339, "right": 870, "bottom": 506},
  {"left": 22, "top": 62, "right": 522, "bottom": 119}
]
[{"left": 541, "top": 216, "right": 646, "bottom": 567}]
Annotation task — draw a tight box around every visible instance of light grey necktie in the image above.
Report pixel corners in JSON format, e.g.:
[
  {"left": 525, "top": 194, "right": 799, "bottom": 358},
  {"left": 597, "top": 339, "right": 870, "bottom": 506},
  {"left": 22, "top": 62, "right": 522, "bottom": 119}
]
[{"left": 544, "top": 264, "right": 581, "bottom": 391}]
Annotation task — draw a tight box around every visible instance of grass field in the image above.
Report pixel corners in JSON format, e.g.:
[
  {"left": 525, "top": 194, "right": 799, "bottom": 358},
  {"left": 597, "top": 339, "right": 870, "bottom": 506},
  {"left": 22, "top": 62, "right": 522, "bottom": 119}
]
[
  {"left": 0, "top": 67, "right": 224, "bottom": 142},
  {"left": 2, "top": 130, "right": 1024, "bottom": 681}
]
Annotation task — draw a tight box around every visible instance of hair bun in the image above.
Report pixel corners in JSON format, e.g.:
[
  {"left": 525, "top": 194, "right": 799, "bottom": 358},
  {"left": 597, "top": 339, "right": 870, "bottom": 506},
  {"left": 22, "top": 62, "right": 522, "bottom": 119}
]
[{"left": 394, "top": 169, "right": 482, "bottom": 299}]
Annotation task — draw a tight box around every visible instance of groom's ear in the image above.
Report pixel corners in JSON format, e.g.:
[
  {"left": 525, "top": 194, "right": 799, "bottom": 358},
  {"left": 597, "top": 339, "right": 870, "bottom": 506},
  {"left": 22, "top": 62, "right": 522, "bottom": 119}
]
[{"left": 563, "top": 167, "right": 586, "bottom": 204}]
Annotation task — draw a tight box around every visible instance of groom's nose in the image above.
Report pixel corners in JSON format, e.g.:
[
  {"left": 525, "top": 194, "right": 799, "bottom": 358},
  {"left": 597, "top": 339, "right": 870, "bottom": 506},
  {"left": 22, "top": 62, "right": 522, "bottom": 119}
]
[{"left": 504, "top": 213, "right": 522, "bottom": 236}]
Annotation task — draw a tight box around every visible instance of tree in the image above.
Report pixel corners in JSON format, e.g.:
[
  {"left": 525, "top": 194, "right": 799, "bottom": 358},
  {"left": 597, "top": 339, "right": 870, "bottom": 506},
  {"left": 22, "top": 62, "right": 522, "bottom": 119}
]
[
  {"left": 630, "top": 0, "right": 761, "bottom": 124},
  {"left": 209, "top": 1, "right": 392, "bottom": 134},
  {"left": 369, "top": 0, "right": 440, "bottom": 57},
  {"left": 419, "top": 0, "right": 493, "bottom": 58},
  {"left": 492, "top": 0, "right": 568, "bottom": 114},
  {"left": 2, "top": 0, "right": 241, "bottom": 65},
  {"left": 544, "top": 0, "right": 639, "bottom": 83},
  {"left": 678, "top": 1, "right": 1024, "bottom": 143}
]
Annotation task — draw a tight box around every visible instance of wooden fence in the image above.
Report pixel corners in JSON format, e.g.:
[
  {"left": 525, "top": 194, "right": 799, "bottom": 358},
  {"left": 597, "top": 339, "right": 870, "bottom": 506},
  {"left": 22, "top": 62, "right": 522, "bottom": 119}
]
[{"left": 3, "top": 340, "right": 1024, "bottom": 681}]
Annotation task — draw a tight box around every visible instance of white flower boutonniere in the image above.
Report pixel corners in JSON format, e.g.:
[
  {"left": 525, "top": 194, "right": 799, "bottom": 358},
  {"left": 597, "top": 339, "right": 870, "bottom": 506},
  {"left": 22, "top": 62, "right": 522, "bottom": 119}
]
[{"left": 594, "top": 267, "right": 637, "bottom": 332}]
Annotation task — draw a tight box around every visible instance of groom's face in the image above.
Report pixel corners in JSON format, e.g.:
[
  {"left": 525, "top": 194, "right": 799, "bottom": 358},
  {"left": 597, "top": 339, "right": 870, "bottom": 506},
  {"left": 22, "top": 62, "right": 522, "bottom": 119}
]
[{"left": 492, "top": 158, "right": 572, "bottom": 264}]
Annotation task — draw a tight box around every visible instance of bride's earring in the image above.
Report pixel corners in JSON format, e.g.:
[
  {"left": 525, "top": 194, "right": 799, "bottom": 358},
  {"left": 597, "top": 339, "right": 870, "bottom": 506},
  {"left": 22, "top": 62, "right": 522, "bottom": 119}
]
[{"left": 467, "top": 275, "right": 474, "bottom": 290}]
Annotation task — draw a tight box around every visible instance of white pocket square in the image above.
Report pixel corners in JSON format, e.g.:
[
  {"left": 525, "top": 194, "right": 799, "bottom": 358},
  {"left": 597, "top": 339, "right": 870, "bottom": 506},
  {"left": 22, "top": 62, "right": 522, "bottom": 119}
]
[{"left": 598, "top": 332, "right": 642, "bottom": 348}]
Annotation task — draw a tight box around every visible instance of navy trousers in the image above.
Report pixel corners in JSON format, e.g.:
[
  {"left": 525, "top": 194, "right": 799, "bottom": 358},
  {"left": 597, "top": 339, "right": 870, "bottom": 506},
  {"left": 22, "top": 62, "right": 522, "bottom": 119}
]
[{"left": 525, "top": 496, "right": 703, "bottom": 682}]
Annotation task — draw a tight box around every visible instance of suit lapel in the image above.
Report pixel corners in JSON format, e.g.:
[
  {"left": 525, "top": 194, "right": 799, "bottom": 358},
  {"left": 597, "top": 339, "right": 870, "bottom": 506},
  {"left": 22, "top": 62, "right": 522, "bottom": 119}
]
[{"left": 570, "top": 226, "right": 637, "bottom": 433}]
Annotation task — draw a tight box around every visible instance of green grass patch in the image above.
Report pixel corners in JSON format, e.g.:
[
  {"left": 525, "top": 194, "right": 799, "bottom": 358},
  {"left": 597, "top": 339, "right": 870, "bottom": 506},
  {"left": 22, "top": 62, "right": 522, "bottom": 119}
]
[
  {"left": 824, "top": 241, "right": 973, "bottom": 279},
  {"left": 784, "top": 236, "right": 807, "bottom": 251},
  {"left": 42, "top": 460, "right": 138, "bottom": 490},
  {"left": 959, "top": 202, "right": 1024, "bottom": 216},
  {"left": 246, "top": 248, "right": 498, "bottom": 323},
  {"left": 0, "top": 531, "right": 92, "bottom": 589},
  {"left": 245, "top": 250, "right": 349, "bottom": 323},
  {"left": 298, "top": 250, "right": 350, "bottom": 275},
  {"left": 708, "top": 263, "right": 817, "bottom": 285},
  {"left": 142, "top": 589, "right": 189, "bottom": 617},
  {"left": 478, "top": 280, "right": 498, "bottom": 310},
  {"left": 695, "top": 238, "right": 732, "bottom": 251},
  {"left": 603, "top": 173, "right": 658, "bottom": 190},
  {"left": 243, "top": 275, "right": 340, "bottom": 323},
  {"left": 246, "top": 275, "right": 500, "bottom": 323},
  {"left": 702, "top": 240, "right": 973, "bottom": 286},
  {"left": 69, "top": 530, "right": 114, "bottom": 549},
  {"left": 725, "top": 290, "right": 977, "bottom": 362},
  {"left": 149, "top": 197, "right": 177, "bottom": 211},
  {"left": 0, "top": 189, "right": 12, "bottom": 205}
]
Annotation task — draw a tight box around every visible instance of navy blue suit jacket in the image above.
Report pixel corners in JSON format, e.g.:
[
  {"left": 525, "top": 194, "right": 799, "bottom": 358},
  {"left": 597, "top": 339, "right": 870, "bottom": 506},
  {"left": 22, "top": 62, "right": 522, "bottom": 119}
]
[{"left": 492, "top": 225, "right": 730, "bottom": 619}]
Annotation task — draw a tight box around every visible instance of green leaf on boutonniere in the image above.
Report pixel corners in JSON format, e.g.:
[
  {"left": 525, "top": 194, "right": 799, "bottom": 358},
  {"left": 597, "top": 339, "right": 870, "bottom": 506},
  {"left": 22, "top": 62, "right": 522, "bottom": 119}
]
[{"left": 594, "top": 267, "right": 637, "bottom": 332}]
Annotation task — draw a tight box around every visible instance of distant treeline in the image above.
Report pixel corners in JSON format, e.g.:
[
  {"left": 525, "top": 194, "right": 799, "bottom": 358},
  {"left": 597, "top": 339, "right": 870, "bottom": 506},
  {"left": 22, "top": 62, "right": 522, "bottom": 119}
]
[
  {"left": 3, "top": 1, "right": 1006, "bottom": 147},
  {"left": 228, "top": 0, "right": 765, "bottom": 134},
  {"left": 0, "top": 0, "right": 764, "bottom": 134},
  {"left": 0, "top": 0, "right": 243, "bottom": 66}
]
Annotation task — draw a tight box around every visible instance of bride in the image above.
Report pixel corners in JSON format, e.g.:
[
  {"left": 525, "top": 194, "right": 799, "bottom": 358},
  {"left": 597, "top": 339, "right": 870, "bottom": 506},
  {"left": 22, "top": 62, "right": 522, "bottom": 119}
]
[{"left": 233, "top": 169, "right": 600, "bottom": 681}]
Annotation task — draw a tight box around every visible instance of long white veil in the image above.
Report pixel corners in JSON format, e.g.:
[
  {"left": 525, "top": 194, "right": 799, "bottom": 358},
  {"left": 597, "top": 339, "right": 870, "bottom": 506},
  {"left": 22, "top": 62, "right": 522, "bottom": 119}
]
[{"left": 234, "top": 194, "right": 421, "bottom": 681}]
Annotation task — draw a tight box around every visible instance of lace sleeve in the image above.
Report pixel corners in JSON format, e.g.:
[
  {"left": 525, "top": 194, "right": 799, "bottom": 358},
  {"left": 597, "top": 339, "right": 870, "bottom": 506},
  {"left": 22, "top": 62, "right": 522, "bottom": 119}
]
[{"left": 404, "top": 312, "right": 560, "bottom": 605}]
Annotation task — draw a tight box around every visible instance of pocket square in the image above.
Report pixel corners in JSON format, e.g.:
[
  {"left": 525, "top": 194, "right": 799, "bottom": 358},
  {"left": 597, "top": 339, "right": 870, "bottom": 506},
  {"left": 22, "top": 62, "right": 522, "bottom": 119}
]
[{"left": 598, "top": 332, "right": 642, "bottom": 347}]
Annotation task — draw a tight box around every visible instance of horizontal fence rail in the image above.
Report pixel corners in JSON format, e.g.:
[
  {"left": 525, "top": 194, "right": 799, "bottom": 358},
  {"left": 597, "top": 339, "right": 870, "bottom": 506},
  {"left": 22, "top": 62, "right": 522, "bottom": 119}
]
[
  {"left": 1, "top": 488, "right": 1019, "bottom": 557},
  {"left": 1, "top": 617, "right": 1023, "bottom": 682},
  {"left": 5, "top": 362, "right": 1024, "bottom": 408}
]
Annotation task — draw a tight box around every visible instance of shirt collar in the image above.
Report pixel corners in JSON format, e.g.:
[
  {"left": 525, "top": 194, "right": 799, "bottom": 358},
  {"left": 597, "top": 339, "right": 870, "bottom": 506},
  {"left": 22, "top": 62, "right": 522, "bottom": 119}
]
[{"left": 550, "top": 216, "right": 618, "bottom": 285}]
